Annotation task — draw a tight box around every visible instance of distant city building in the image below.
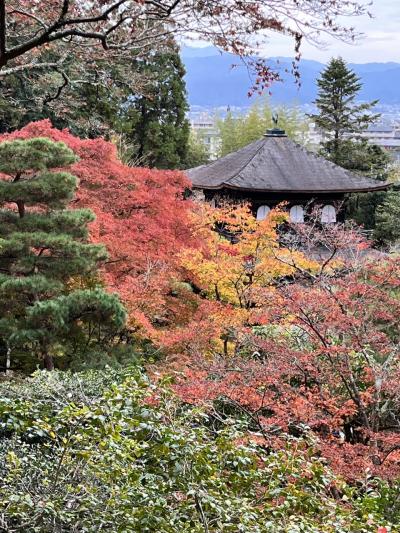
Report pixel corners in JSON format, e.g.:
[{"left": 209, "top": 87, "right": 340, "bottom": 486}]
[
  {"left": 358, "top": 123, "right": 400, "bottom": 161},
  {"left": 306, "top": 122, "right": 323, "bottom": 150},
  {"left": 307, "top": 121, "right": 400, "bottom": 161},
  {"left": 189, "top": 109, "right": 400, "bottom": 163}
]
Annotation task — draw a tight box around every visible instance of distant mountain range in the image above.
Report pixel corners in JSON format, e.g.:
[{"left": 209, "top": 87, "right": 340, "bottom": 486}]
[{"left": 181, "top": 46, "right": 400, "bottom": 108}]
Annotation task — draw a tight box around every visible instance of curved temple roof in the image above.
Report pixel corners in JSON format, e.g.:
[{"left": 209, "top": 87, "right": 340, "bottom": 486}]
[{"left": 187, "top": 130, "right": 390, "bottom": 193}]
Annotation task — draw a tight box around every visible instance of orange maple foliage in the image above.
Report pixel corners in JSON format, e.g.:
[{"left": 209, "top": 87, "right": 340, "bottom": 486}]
[
  {"left": 154, "top": 201, "right": 318, "bottom": 358},
  {"left": 172, "top": 221, "right": 400, "bottom": 481}
]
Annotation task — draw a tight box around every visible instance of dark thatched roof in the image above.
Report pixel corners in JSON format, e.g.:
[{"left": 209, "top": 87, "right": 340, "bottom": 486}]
[{"left": 186, "top": 131, "right": 390, "bottom": 193}]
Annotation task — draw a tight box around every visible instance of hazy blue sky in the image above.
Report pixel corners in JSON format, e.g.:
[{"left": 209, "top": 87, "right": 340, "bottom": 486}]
[{"left": 259, "top": 0, "right": 399, "bottom": 63}]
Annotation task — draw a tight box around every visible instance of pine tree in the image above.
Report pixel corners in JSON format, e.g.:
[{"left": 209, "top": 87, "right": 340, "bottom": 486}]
[
  {"left": 309, "top": 57, "right": 380, "bottom": 165},
  {"left": 0, "top": 138, "right": 126, "bottom": 370},
  {"left": 309, "top": 58, "right": 392, "bottom": 231},
  {"left": 123, "top": 46, "right": 190, "bottom": 169}
]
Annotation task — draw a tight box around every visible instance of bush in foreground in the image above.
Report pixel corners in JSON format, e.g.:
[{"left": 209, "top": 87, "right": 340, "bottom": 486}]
[{"left": 0, "top": 369, "right": 397, "bottom": 532}]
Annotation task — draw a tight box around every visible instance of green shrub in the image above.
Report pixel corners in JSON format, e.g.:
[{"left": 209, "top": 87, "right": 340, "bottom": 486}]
[{"left": 0, "top": 369, "right": 397, "bottom": 532}]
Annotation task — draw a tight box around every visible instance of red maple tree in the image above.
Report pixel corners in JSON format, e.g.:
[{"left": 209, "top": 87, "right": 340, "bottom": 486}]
[
  {"left": 0, "top": 120, "right": 195, "bottom": 336},
  {"left": 171, "top": 222, "right": 400, "bottom": 480}
]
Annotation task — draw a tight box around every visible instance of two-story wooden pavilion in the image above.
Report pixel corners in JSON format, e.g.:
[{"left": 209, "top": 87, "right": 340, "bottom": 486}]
[{"left": 187, "top": 127, "right": 389, "bottom": 223}]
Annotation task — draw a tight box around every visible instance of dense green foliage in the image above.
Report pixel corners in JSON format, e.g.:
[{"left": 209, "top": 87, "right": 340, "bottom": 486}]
[
  {"left": 217, "top": 100, "right": 309, "bottom": 156},
  {"left": 346, "top": 190, "right": 387, "bottom": 233},
  {"left": 0, "top": 138, "right": 126, "bottom": 371},
  {"left": 185, "top": 130, "right": 211, "bottom": 168},
  {"left": 0, "top": 49, "right": 132, "bottom": 139},
  {"left": 375, "top": 189, "right": 400, "bottom": 244},
  {"left": 120, "top": 48, "right": 190, "bottom": 169},
  {"left": 332, "top": 139, "right": 390, "bottom": 179},
  {"left": 0, "top": 368, "right": 397, "bottom": 532},
  {"left": 343, "top": 142, "right": 390, "bottom": 233}
]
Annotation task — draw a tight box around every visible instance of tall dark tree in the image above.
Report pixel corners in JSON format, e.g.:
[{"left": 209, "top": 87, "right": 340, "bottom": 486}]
[
  {"left": 0, "top": 138, "right": 126, "bottom": 371},
  {"left": 123, "top": 47, "right": 190, "bottom": 169},
  {"left": 309, "top": 57, "right": 380, "bottom": 166},
  {"left": 0, "top": 44, "right": 190, "bottom": 168}
]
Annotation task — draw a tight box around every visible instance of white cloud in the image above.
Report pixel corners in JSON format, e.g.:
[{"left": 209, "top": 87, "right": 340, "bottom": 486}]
[{"left": 257, "top": 0, "right": 400, "bottom": 63}]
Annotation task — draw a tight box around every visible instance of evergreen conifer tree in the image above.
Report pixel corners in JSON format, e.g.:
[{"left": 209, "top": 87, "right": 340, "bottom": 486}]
[
  {"left": 309, "top": 57, "right": 380, "bottom": 165},
  {"left": 0, "top": 50, "right": 130, "bottom": 139},
  {"left": 310, "top": 58, "right": 392, "bottom": 231},
  {"left": 0, "top": 138, "right": 126, "bottom": 370},
  {"left": 123, "top": 46, "right": 190, "bottom": 169}
]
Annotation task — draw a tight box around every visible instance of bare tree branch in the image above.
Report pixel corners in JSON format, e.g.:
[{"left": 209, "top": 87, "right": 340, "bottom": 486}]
[{"left": 0, "top": 60, "right": 63, "bottom": 77}]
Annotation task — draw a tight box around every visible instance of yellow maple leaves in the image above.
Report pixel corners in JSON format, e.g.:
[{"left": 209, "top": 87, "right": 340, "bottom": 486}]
[{"left": 180, "top": 201, "right": 317, "bottom": 309}]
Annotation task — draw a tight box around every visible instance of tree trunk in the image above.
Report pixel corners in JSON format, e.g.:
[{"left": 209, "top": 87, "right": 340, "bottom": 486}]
[
  {"left": 223, "top": 338, "right": 228, "bottom": 357},
  {"left": 13, "top": 174, "right": 25, "bottom": 218},
  {"left": 5, "top": 345, "right": 11, "bottom": 375},
  {"left": 16, "top": 200, "right": 25, "bottom": 218},
  {"left": 43, "top": 353, "right": 54, "bottom": 371},
  {"left": 333, "top": 130, "right": 340, "bottom": 165}
]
